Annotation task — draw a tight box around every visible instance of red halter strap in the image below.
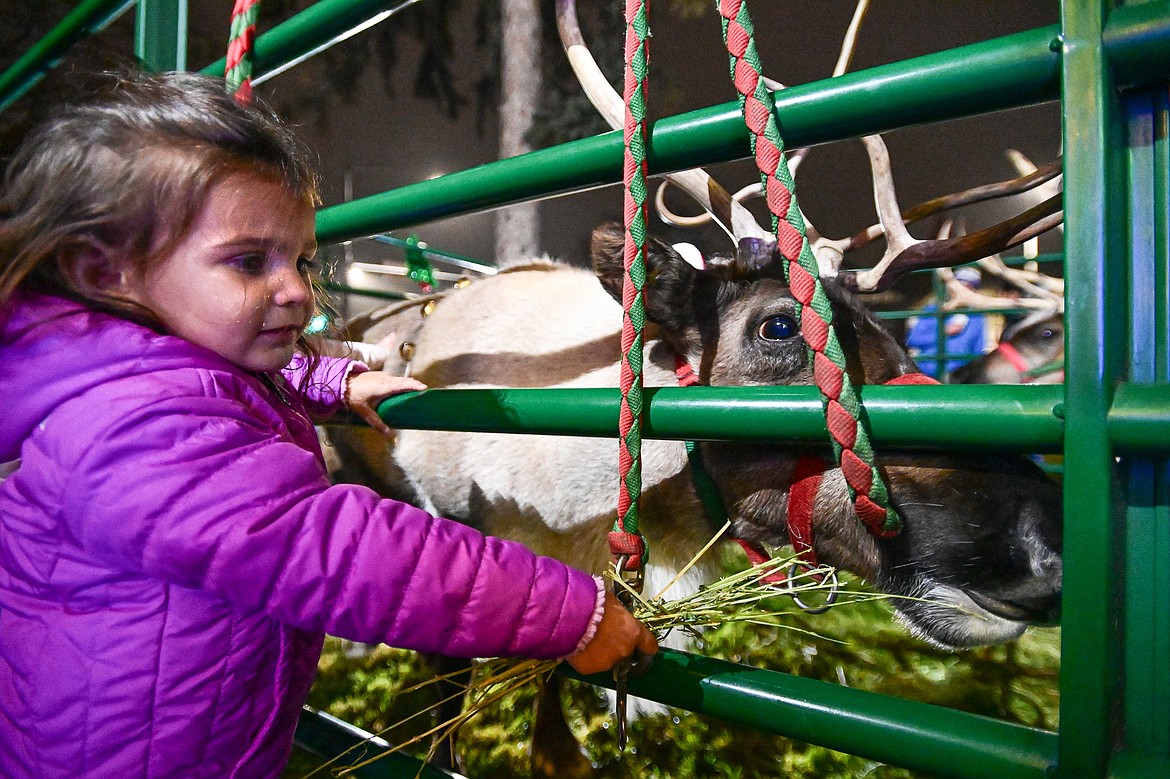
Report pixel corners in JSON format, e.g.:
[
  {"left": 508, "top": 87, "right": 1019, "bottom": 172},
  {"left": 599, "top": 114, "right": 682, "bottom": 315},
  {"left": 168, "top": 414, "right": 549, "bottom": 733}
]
[
  {"left": 884, "top": 371, "right": 941, "bottom": 386},
  {"left": 992, "top": 342, "right": 1067, "bottom": 383},
  {"left": 674, "top": 356, "right": 700, "bottom": 387},
  {"left": 996, "top": 341, "right": 1032, "bottom": 373},
  {"left": 783, "top": 455, "right": 828, "bottom": 561},
  {"left": 676, "top": 356, "right": 936, "bottom": 580},
  {"left": 781, "top": 372, "right": 935, "bottom": 567},
  {"left": 732, "top": 455, "right": 826, "bottom": 584}
]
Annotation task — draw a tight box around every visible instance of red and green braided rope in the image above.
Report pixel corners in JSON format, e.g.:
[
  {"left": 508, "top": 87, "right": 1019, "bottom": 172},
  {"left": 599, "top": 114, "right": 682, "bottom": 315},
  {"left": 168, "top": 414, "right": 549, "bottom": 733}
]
[
  {"left": 225, "top": 0, "right": 262, "bottom": 104},
  {"left": 611, "top": 0, "right": 652, "bottom": 568},
  {"left": 717, "top": 0, "right": 901, "bottom": 537}
]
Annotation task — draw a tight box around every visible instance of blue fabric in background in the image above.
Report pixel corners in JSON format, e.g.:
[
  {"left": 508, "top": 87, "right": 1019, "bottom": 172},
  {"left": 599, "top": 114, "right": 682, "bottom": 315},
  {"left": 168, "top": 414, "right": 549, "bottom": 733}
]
[{"left": 905, "top": 305, "right": 986, "bottom": 378}]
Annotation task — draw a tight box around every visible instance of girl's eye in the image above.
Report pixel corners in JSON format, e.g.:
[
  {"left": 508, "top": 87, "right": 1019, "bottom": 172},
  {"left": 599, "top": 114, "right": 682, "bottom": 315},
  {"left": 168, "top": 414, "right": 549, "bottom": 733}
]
[
  {"left": 758, "top": 314, "right": 799, "bottom": 341},
  {"left": 233, "top": 253, "right": 267, "bottom": 275}
]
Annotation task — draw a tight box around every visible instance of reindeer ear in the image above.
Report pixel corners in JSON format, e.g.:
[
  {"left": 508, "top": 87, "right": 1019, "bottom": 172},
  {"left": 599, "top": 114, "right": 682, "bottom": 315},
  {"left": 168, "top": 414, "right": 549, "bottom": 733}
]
[{"left": 590, "top": 222, "right": 698, "bottom": 331}]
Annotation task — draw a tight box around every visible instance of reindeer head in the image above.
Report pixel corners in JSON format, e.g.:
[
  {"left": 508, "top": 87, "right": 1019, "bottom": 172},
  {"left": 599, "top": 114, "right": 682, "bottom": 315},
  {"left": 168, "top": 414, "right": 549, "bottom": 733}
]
[
  {"left": 592, "top": 223, "right": 1062, "bottom": 649},
  {"left": 950, "top": 311, "right": 1065, "bottom": 385}
]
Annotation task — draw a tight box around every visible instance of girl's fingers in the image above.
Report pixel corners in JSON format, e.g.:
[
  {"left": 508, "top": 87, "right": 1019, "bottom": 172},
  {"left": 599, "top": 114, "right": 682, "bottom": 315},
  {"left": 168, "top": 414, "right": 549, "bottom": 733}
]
[{"left": 353, "top": 403, "right": 392, "bottom": 436}]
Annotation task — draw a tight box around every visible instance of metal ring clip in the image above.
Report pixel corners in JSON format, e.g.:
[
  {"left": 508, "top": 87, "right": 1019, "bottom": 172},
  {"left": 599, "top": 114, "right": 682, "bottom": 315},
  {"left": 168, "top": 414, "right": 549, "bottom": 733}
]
[
  {"left": 613, "top": 554, "right": 646, "bottom": 597},
  {"left": 786, "top": 562, "right": 840, "bottom": 615}
]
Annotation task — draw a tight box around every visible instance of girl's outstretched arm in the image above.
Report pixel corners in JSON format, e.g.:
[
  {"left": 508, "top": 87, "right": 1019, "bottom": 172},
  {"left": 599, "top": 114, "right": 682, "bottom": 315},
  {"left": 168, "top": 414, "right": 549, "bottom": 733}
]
[{"left": 51, "top": 365, "right": 607, "bottom": 660}]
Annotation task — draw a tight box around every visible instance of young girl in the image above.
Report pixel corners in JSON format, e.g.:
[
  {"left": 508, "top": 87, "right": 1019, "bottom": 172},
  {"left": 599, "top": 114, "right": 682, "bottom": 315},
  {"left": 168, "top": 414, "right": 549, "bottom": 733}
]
[{"left": 0, "top": 70, "right": 656, "bottom": 778}]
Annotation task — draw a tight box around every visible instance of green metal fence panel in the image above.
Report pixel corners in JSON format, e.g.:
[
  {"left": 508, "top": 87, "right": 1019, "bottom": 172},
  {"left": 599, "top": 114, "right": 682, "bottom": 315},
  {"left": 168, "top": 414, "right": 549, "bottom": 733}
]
[
  {"left": 1058, "top": 2, "right": 1128, "bottom": 776},
  {"left": 4, "top": 1, "right": 1170, "bottom": 776},
  {"left": 338, "top": 2, "right": 1167, "bottom": 773}
]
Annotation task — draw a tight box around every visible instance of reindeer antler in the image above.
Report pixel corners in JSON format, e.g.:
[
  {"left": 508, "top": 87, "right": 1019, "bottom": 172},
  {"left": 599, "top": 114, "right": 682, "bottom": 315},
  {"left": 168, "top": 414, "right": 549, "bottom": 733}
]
[
  {"left": 975, "top": 254, "right": 1065, "bottom": 308},
  {"left": 561, "top": 0, "right": 1064, "bottom": 294},
  {"left": 753, "top": 0, "right": 1064, "bottom": 290},
  {"left": 841, "top": 190, "right": 1063, "bottom": 293},
  {"left": 555, "top": 0, "right": 769, "bottom": 243},
  {"left": 808, "top": 119, "right": 1064, "bottom": 292},
  {"left": 913, "top": 217, "right": 1063, "bottom": 313}
]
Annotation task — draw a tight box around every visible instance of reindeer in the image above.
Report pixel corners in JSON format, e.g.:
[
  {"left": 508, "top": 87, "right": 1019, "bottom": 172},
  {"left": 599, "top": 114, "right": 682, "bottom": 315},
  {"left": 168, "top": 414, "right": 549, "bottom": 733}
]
[
  {"left": 323, "top": 224, "right": 1063, "bottom": 775},
  {"left": 333, "top": 223, "right": 1064, "bottom": 641},
  {"left": 950, "top": 310, "right": 1065, "bottom": 384}
]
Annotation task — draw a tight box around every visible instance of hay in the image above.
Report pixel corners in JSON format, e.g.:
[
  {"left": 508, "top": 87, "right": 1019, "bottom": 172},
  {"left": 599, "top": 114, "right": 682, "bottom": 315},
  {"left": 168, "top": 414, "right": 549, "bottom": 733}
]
[{"left": 301, "top": 535, "right": 888, "bottom": 778}]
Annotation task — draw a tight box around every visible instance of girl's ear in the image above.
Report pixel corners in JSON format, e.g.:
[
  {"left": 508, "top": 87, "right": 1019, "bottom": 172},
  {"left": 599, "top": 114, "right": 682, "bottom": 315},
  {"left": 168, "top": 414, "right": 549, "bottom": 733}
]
[{"left": 57, "top": 241, "right": 125, "bottom": 297}]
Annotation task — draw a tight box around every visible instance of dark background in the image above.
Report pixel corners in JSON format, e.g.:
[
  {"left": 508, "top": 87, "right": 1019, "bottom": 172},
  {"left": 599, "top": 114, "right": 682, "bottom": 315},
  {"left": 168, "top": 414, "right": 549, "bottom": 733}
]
[{"left": 0, "top": 1, "right": 1063, "bottom": 306}]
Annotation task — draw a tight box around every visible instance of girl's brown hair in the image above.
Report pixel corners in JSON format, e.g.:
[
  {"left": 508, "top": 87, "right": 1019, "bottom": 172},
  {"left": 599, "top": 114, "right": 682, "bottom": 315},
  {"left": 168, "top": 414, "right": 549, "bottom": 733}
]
[{"left": 0, "top": 69, "right": 322, "bottom": 349}]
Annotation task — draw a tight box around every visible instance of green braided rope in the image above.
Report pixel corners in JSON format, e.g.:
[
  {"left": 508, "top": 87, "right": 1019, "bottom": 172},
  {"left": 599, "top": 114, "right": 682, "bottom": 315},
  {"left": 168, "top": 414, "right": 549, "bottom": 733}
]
[{"left": 613, "top": 0, "right": 651, "bottom": 557}]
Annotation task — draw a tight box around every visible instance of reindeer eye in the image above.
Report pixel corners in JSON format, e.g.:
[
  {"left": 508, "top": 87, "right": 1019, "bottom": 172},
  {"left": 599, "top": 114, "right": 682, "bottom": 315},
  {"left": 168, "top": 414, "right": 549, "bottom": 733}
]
[{"left": 758, "top": 315, "right": 799, "bottom": 341}]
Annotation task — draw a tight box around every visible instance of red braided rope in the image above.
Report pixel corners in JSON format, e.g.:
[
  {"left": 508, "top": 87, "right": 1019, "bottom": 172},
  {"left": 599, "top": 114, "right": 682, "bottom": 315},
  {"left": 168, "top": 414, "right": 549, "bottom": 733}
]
[
  {"left": 718, "top": 0, "right": 901, "bottom": 537},
  {"left": 225, "top": 0, "right": 262, "bottom": 104}
]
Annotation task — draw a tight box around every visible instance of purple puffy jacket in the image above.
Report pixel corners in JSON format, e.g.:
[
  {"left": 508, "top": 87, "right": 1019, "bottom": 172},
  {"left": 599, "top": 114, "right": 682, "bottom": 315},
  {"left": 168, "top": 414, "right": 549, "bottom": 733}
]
[{"left": 0, "top": 294, "right": 603, "bottom": 778}]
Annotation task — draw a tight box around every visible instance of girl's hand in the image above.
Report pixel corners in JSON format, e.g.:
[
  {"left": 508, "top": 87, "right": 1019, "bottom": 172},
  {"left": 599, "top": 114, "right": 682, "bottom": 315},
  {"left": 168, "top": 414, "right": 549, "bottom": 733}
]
[
  {"left": 345, "top": 329, "right": 399, "bottom": 370},
  {"left": 566, "top": 591, "right": 658, "bottom": 676},
  {"left": 345, "top": 370, "right": 427, "bottom": 435}
]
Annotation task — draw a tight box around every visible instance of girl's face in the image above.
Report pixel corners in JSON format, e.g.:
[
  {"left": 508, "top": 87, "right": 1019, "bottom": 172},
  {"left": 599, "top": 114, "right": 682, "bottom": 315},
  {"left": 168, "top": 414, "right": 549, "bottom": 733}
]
[{"left": 119, "top": 173, "right": 318, "bottom": 373}]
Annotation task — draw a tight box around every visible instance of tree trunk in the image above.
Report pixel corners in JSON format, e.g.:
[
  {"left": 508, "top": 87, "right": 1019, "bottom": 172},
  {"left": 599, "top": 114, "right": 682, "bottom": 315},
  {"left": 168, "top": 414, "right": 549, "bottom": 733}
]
[{"left": 496, "top": 0, "right": 542, "bottom": 262}]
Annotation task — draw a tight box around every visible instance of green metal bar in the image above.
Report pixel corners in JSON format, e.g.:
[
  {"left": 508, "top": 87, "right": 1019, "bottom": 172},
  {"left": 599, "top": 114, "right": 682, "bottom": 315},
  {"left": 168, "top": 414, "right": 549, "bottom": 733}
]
[
  {"left": 879, "top": 306, "right": 1040, "bottom": 320},
  {"left": 1001, "top": 252, "right": 1067, "bottom": 267},
  {"left": 1149, "top": 84, "right": 1170, "bottom": 768},
  {"left": 369, "top": 234, "right": 496, "bottom": 274},
  {"left": 1102, "top": 385, "right": 1170, "bottom": 458},
  {"left": 931, "top": 272, "right": 951, "bottom": 378},
  {"left": 294, "top": 706, "right": 455, "bottom": 778},
  {"left": 200, "top": 0, "right": 408, "bottom": 80},
  {"left": 1157, "top": 91, "right": 1170, "bottom": 386},
  {"left": 1119, "top": 80, "right": 1170, "bottom": 770},
  {"left": 322, "top": 282, "right": 407, "bottom": 302},
  {"left": 0, "top": 0, "right": 134, "bottom": 113},
  {"left": 1057, "top": 1, "right": 1128, "bottom": 776},
  {"left": 562, "top": 649, "right": 1057, "bottom": 779},
  {"left": 373, "top": 382, "right": 1170, "bottom": 456},
  {"left": 315, "top": 3, "right": 1170, "bottom": 244},
  {"left": 374, "top": 385, "right": 1066, "bottom": 453},
  {"left": 907, "top": 351, "right": 988, "bottom": 363},
  {"left": 135, "top": 0, "right": 186, "bottom": 72}
]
